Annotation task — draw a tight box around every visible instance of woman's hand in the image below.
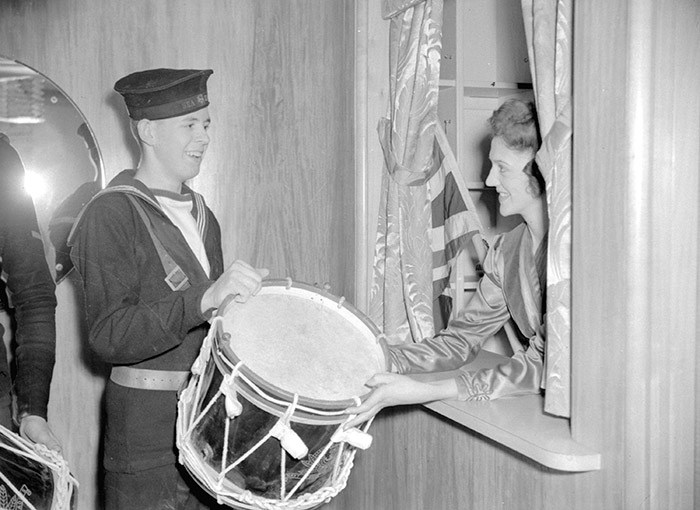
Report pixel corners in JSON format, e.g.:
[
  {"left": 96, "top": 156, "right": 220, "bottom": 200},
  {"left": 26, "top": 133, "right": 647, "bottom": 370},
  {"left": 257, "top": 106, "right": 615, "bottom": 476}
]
[{"left": 343, "top": 373, "right": 458, "bottom": 429}]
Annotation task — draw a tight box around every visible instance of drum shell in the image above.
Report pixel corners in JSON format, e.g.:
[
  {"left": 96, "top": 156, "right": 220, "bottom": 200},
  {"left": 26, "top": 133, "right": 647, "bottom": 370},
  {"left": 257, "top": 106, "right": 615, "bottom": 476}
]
[
  {"left": 0, "top": 437, "right": 54, "bottom": 509},
  {"left": 177, "top": 280, "right": 383, "bottom": 507},
  {"left": 0, "top": 425, "right": 76, "bottom": 510},
  {"left": 188, "top": 360, "right": 343, "bottom": 499}
]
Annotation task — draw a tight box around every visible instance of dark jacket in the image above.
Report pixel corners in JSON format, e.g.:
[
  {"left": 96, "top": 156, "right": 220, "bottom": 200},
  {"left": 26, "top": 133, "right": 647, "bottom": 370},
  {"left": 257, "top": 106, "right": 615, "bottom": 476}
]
[
  {"left": 0, "top": 135, "right": 57, "bottom": 421},
  {"left": 70, "top": 170, "right": 223, "bottom": 471}
]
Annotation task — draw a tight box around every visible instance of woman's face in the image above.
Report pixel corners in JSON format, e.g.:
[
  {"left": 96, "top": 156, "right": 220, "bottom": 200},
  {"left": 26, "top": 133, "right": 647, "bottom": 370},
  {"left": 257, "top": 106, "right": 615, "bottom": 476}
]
[{"left": 485, "top": 136, "right": 540, "bottom": 219}]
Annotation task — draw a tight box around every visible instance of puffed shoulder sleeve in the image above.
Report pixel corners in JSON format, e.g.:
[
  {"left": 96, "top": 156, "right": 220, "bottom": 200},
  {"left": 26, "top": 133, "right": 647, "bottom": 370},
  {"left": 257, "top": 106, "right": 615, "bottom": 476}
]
[{"left": 386, "top": 234, "right": 511, "bottom": 374}]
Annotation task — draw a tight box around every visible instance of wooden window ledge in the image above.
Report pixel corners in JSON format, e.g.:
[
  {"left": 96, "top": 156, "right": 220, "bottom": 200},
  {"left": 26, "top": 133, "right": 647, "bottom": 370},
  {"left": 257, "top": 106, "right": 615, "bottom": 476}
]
[{"left": 413, "top": 350, "right": 601, "bottom": 472}]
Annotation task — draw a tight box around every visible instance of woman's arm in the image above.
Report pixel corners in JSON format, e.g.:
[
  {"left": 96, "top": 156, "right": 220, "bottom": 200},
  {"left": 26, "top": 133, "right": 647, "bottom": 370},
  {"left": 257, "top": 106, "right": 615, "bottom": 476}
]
[
  {"left": 344, "top": 373, "right": 459, "bottom": 429},
  {"left": 454, "top": 325, "right": 545, "bottom": 401},
  {"left": 387, "top": 236, "right": 511, "bottom": 374},
  {"left": 345, "top": 328, "right": 544, "bottom": 428}
]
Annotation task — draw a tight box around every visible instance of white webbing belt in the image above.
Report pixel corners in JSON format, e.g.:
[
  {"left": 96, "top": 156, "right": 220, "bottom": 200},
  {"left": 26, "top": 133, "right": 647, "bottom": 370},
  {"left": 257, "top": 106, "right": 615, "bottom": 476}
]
[{"left": 110, "top": 366, "right": 189, "bottom": 391}]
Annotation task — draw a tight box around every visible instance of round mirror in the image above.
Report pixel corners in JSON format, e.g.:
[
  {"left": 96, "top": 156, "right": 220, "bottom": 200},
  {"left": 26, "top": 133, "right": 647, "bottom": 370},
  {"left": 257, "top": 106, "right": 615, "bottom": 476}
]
[{"left": 0, "top": 56, "right": 104, "bottom": 283}]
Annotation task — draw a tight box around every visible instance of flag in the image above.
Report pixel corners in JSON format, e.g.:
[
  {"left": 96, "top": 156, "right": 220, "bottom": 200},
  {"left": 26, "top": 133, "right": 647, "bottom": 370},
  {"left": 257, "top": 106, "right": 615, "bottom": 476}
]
[{"left": 428, "top": 126, "right": 485, "bottom": 329}]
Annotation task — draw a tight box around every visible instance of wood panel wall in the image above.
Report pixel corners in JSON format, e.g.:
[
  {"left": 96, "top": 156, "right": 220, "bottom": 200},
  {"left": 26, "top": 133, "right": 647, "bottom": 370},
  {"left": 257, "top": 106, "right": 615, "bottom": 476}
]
[
  {"left": 572, "top": 1, "right": 699, "bottom": 509},
  {"left": 2, "top": 0, "right": 699, "bottom": 509},
  {"left": 0, "top": 1, "right": 353, "bottom": 508}
]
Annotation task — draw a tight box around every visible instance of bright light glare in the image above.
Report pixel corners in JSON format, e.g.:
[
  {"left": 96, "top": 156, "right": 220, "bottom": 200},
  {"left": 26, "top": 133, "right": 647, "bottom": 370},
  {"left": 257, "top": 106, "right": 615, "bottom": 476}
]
[{"left": 23, "top": 171, "right": 48, "bottom": 200}]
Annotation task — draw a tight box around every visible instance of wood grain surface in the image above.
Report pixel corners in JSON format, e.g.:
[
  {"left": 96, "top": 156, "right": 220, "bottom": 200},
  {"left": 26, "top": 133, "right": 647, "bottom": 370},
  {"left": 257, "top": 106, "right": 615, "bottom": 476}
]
[
  {"left": 1, "top": 0, "right": 698, "bottom": 509},
  {"left": 0, "top": 1, "right": 353, "bottom": 508}
]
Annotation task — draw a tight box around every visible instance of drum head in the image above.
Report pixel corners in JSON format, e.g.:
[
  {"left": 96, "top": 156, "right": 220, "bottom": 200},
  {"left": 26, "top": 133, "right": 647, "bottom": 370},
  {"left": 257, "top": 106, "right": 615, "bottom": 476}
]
[{"left": 218, "top": 280, "right": 384, "bottom": 407}]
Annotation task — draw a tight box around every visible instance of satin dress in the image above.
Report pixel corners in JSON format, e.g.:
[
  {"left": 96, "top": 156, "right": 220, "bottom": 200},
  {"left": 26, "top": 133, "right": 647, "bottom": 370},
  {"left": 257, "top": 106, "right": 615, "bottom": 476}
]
[{"left": 386, "top": 223, "right": 547, "bottom": 401}]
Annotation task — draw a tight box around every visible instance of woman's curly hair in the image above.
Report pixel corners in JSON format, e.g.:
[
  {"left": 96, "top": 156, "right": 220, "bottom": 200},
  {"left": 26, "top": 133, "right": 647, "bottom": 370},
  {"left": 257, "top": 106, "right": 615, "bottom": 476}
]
[{"left": 488, "top": 99, "right": 545, "bottom": 197}]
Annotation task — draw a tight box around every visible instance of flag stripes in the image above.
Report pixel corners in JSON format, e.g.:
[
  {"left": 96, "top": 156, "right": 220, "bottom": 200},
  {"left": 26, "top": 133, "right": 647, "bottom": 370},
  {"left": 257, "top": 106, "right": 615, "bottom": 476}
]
[{"left": 428, "top": 150, "right": 481, "bottom": 300}]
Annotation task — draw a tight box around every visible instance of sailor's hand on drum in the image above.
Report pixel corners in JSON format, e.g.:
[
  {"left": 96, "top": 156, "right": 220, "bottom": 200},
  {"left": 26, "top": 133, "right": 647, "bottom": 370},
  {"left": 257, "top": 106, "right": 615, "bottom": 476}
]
[
  {"left": 20, "top": 415, "right": 62, "bottom": 453},
  {"left": 343, "top": 373, "right": 450, "bottom": 429},
  {"left": 201, "top": 260, "right": 269, "bottom": 314}
]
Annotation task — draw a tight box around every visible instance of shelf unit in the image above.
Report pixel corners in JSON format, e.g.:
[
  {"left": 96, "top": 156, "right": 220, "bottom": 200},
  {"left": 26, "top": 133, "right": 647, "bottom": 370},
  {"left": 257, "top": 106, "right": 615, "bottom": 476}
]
[{"left": 439, "top": 0, "right": 534, "bottom": 355}]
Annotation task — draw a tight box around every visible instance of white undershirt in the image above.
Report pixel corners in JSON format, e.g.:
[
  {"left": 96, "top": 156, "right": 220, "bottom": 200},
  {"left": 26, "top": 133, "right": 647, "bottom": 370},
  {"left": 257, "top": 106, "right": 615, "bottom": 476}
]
[{"left": 154, "top": 193, "right": 211, "bottom": 277}]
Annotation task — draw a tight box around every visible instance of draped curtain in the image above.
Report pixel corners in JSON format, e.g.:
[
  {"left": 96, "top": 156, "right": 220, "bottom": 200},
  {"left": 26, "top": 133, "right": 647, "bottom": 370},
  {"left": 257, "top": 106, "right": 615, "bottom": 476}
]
[
  {"left": 369, "top": 0, "right": 444, "bottom": 345},
  {"left": 372, "top": 0, "right": 574, "bottom": 418},
  {"left": 521, "top": 0, "right": 573, "bottom": 418}
]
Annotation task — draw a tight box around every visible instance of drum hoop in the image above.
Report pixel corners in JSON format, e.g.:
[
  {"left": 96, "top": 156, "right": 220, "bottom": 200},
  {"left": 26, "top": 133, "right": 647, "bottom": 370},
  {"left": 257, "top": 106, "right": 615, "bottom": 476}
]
[
  {"left": 211, "top": 345, "right": 346, "bottom": 425},
  {"left": 216, "top": 279, "right": 383, "bottom": 411}
]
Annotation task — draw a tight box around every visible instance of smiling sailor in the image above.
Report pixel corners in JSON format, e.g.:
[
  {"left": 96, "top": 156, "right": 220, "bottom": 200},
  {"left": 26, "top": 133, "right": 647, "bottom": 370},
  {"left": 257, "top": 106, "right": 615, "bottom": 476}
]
[{"left": 69, "top": 68, "right": 268, "bottom": 510}]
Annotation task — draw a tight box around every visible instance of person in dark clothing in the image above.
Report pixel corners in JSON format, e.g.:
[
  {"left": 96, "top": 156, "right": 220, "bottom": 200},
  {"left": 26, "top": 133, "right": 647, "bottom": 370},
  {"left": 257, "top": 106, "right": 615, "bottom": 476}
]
[
  {"left": 69, "top": 68, "right": 267, "bottom": 510},
  {"left": 0, "top": 133, "right": 61, "bottom": 452}
]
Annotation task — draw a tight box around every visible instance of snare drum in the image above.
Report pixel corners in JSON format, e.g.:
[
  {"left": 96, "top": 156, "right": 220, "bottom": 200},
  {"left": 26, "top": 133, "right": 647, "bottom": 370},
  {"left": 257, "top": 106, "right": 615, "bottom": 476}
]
[
  {"left": 0, "top": 424, "right": 77, "bottom": 510},
  {"left": 177, "top": 280, "right": 384, "bottom": 510}
]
